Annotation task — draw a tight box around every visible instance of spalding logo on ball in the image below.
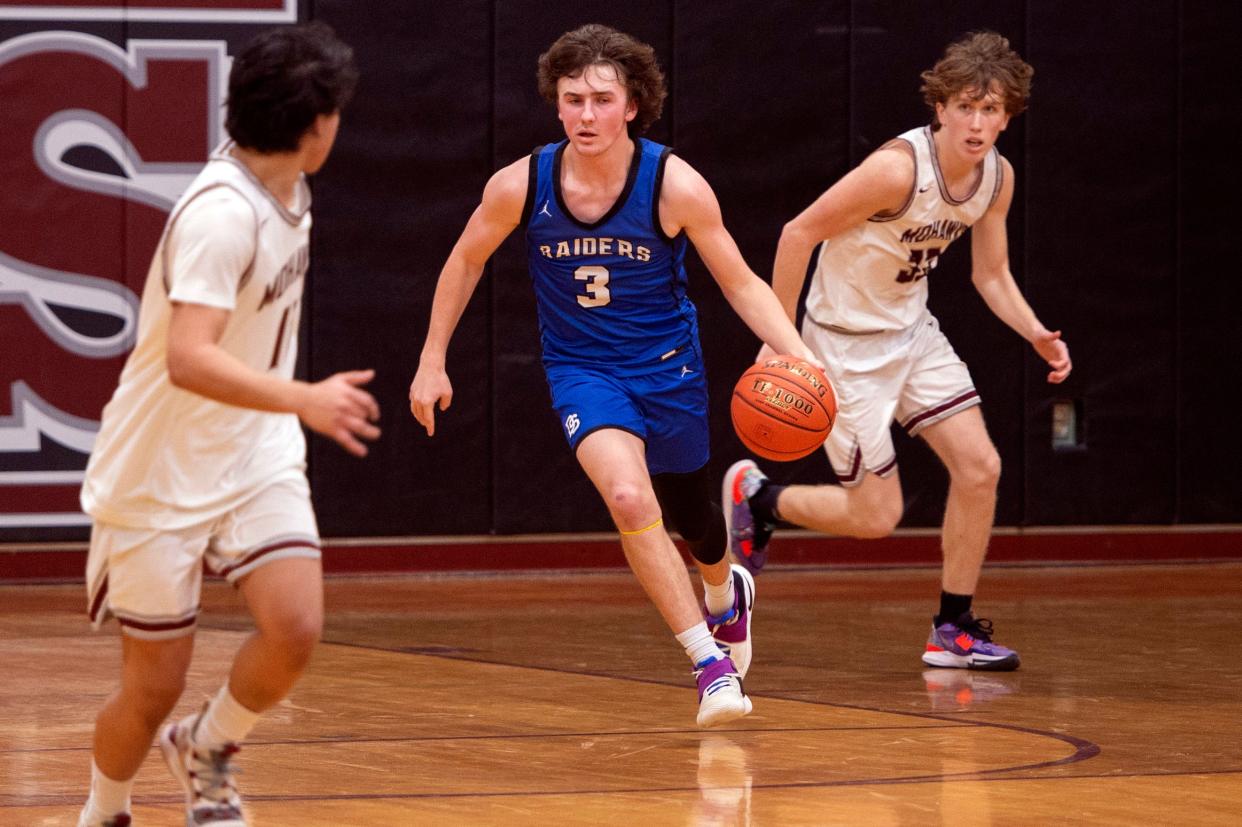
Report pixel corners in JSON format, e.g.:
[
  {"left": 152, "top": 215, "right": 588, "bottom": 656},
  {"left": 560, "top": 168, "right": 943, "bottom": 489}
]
[{"left": 730, "top": 357, "right": 836, "bottom": 461}]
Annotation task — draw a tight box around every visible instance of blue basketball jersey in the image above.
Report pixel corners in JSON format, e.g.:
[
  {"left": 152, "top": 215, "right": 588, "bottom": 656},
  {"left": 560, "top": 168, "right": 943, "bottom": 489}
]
[{"left": 524, "top": 138, "right": 700, "bottom": 375}]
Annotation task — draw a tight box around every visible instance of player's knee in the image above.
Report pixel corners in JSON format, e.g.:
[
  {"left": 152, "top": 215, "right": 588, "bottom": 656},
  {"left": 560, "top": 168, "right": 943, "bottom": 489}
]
[
  {"left": 603, "top": 481, "right": 657, "bottom": 528},
  {"left": 120, "top": 635, "right": 191, "bottom": 718},
  {"left": 851, "top": 489, "right": 903, "bottom": 538},
  {"left": 265, "top": 613, "right": 322, "bottom": 669},
  {"left": 124, "top": 670, "right": 186, "bottom": 722},
  {"left": 856, "top": 506, "right": 902, "bottom": 539},
  {"left": 957, "top": 448, "right": 1001, "bottom": 494}
]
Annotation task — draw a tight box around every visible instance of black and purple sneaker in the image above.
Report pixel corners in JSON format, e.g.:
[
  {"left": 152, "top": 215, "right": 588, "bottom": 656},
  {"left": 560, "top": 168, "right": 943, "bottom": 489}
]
[
  {"left": 722, "top": 460, "right": 774, "bottom": 574},
  {"left": 922, "top": 613, "right": 1020, "bottom": 671}
]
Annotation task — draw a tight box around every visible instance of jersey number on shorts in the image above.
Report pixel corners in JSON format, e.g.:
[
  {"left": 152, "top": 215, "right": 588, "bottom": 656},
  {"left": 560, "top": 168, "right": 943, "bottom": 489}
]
[
  {"left": 575, "top": 265, "right": 611, "bottom": 308},
  {"left": 896, "top": 247, "right": 942, "bottom": 283}
]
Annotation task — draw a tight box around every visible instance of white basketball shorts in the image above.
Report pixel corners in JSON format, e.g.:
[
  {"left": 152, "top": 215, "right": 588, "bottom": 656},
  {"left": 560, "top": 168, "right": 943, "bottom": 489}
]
[
  {"left": 802, "top": 310, "right": 980, "bottom": 486},
  {"left": 85, "top": 475, "right": 320, "bottom": 639}
]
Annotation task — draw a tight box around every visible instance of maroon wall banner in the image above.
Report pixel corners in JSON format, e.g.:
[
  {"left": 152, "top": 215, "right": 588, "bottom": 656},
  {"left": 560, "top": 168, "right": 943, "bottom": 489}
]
[
  {"left": 0, "top": 2, "right": 294, "bottom": 23},
  {"left": 0, "top": 3, "right": 289, "bottom": 540}
]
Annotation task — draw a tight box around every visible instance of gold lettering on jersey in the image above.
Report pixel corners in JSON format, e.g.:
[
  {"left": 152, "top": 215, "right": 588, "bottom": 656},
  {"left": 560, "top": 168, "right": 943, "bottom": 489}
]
[
  {"left": 900, "top": 219, "right": 968, "bottom": 244},
  {"left": 258, "top": 244, "right": 309, "bottom": 310},
  {"left": 539, "top": 237, "right": 652, "bottom": 262}
]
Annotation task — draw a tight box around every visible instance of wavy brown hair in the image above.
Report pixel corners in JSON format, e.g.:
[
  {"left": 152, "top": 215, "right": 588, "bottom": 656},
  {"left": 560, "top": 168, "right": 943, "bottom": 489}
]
[
  {"left": 920, "top": 31, "right": 1033, "bottom": 131},
  {"left": 536, "top": 24, "right": 667, "bottom": 135}
]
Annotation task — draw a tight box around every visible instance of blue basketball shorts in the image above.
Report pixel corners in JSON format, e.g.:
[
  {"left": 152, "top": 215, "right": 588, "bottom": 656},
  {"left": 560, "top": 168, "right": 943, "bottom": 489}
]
[{"left": 544, "top": 354, "right": 710, "bottom": 476}]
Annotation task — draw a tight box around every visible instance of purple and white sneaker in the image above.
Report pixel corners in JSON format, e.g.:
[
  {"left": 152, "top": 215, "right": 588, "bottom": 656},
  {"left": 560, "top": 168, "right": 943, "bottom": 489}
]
[
  {"left": 722, "top": 460, "right": 774, "bottom": 574},
  {"left": 694, "top": 656, "right": 753, "bottom": 728},
  {"left": 704, "top": 564, "right": 755, "bottom": 678},
  {"left": 921, "top": 614, "right": 1020, "bottom": 671}
]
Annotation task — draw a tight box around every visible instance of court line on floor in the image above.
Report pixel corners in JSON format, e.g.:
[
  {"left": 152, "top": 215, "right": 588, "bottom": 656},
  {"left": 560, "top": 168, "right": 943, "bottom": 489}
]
[
  {"left": 0, "top": 626, "right": 1101, "bottom": 809},
  {"left": 9, "top": 767, "right": 1242, "bottom": 810},
  {"left": 307, "top": 635, "right": 1101, "bottom": 779}
]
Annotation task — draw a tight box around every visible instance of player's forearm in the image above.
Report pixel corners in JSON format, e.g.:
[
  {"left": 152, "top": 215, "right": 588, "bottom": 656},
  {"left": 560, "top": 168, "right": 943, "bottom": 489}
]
[
  {"left": 167, "top": 342, "right": 308, "bottom": 414},
  {"left": 973, "top": 270, "right": 1044, "bottom": 341},
  {"left": 419, "top": 257, "right": 486, "bottom": 366},
  {"left": 723, "top": 277, "right": 810, "bottom": 357},
  {"left": 771, "top": 223, "right": 817, "bottom": 321}
]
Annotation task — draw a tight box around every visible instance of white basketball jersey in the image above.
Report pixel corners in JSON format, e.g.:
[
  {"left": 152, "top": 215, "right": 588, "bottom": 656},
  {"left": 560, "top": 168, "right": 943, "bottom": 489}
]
[
  {"left": 804, "top": 126, "right": 1002, "bottom": 332},
  {"left": 82, "top": 143, "right": 312, "bottom": 530}
]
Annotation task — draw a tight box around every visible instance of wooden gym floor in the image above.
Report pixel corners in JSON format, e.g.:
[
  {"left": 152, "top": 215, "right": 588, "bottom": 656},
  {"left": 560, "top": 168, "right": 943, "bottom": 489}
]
[{"left": 2, "top": 559, "right": 1241, "bottom": 825}]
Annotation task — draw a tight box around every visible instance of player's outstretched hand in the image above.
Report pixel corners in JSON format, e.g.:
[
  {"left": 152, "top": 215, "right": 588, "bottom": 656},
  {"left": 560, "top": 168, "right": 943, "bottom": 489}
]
[
  {"left": 1032, "top": 329, "right": 1072, "bottom": 384},
  {"left": 299, "top": 369, "right": 381, "bottom": 457},
  {"left": 409, "top": 364, "right": 452, "bottom": 437}
]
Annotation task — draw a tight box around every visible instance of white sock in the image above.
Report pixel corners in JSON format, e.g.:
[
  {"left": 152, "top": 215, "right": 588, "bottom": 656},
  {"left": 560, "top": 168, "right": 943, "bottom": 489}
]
[
  {"left": 702, "top": 572, "right": 736, "bottom": 618},
  {"left": 83, "top": 759, "right": 132, "bottom": 820},
  {"left": 676, "top": 622, "right": 725, "bottom": 667},
  {"left": 193, "top": 685, "right": 261, "bottom": 750}
]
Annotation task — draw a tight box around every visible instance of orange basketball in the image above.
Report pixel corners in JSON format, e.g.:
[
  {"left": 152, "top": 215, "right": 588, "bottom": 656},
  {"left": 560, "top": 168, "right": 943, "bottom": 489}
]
[{"left": 730, "top": 356, "right": 836, "bottom": 461}]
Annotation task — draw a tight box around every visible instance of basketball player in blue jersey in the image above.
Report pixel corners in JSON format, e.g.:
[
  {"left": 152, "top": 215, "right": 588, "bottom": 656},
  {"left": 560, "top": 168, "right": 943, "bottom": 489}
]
[
  {"left": 724, "top": 32, "right": 1072, "bottom": 672},
  {"left": 409, "top": 23, "right": 817, "bottom": 728}
]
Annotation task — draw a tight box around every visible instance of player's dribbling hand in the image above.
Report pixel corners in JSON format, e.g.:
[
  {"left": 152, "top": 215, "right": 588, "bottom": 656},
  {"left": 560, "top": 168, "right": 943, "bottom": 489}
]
[
  {"left": 409, "top": 364, "right": 452, "bottom": 437},
  {"left": 756, "top": 342, "right": 826, "bottom": 373},
  {"left": 1032, "top": 328, "right": 1072, "bottom": 384},
  {"left": 299, "top": 369, "right": 381, "bottom": 457}
]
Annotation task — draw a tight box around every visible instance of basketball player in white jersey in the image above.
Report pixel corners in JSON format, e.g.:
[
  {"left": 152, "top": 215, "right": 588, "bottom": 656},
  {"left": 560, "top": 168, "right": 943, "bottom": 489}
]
[
  {"left": 724, "top": 31, "right": 1071, "bottom": 671},
  {"left": 76, "top": 23, "right": 373, "bottom": 827}
]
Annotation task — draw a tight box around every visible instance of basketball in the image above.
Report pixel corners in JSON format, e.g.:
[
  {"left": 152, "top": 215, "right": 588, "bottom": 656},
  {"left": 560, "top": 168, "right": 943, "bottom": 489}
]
[{"left": 730, "top": 356, "right": 836, "bottom": 461}]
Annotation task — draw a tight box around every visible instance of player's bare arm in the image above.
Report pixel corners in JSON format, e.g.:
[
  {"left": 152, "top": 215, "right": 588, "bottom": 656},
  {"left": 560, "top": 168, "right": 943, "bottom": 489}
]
[
  {"left": 770, "top": 143, "right": 915, "bottom": 321},
  {"left": 409, "top": 156, "right": 527, "bottom": 435},
  {"left": 167, "top": 301, "right": 381, "bottom": 456},
  {"left": 970, "top": 155, "right": 1072, "bottom": 383},
  {"left": 659, "top": 155, "right": 817, "bottom": 364}
]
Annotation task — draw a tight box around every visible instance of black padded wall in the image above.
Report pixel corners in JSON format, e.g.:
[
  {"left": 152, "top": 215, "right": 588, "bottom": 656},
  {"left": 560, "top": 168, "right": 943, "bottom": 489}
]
[
  {"left": 1178, "top": 2, "right": 1242, "bottom": 523},
  {"left": 303, "top": 2, "right": 1234, "bottom": 536},
  {"left": 3, "top": 3, "right": 1232, "bottom": 541},
  {"left": 1024, "top": 3, "right": 1179, "bottom": 524},
  {"left": 309, "top": 1, "right": 496, "bottom": 535}
]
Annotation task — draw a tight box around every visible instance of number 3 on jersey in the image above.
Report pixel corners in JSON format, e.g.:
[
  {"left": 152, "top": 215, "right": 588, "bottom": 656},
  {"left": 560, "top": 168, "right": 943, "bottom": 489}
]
[{"left": 575, "top": 265, "right": 611, "bottom": 308}]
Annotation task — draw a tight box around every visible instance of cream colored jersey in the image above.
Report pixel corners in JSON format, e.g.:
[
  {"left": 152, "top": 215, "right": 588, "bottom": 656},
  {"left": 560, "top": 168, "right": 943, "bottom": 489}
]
[
  {"left": 804, "top": 125, "right": 1002, "bottom": 332},
  {"left": 81, "top": 143, "right": 312, "bottom": 529}
]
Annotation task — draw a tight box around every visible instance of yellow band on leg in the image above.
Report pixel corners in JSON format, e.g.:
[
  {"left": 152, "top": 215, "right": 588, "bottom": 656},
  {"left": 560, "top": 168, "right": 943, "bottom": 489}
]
[{"left": 619, "top": 517, "right": 664, "bottom": 537}]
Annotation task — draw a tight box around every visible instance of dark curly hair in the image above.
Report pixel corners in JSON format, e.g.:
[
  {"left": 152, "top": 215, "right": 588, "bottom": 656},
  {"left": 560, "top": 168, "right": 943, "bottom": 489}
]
[
  {"left": 226, "top": 21, "right": 359, "bottom": 153},
  {"left": 536, "top": 24, "right": 667, "bottom": 135},
  {"left": 920, "top": 31, "right": 1033, "bottom": 131}
]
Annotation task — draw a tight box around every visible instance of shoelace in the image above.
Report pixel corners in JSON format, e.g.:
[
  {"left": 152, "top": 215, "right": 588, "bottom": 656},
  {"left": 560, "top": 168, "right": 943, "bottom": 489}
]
[
  {"left": 190, "top": 743, "right": 243, "bottom": 812},
  {"left": 956, "top": 615, "right": 996, "bottom": 642}
]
